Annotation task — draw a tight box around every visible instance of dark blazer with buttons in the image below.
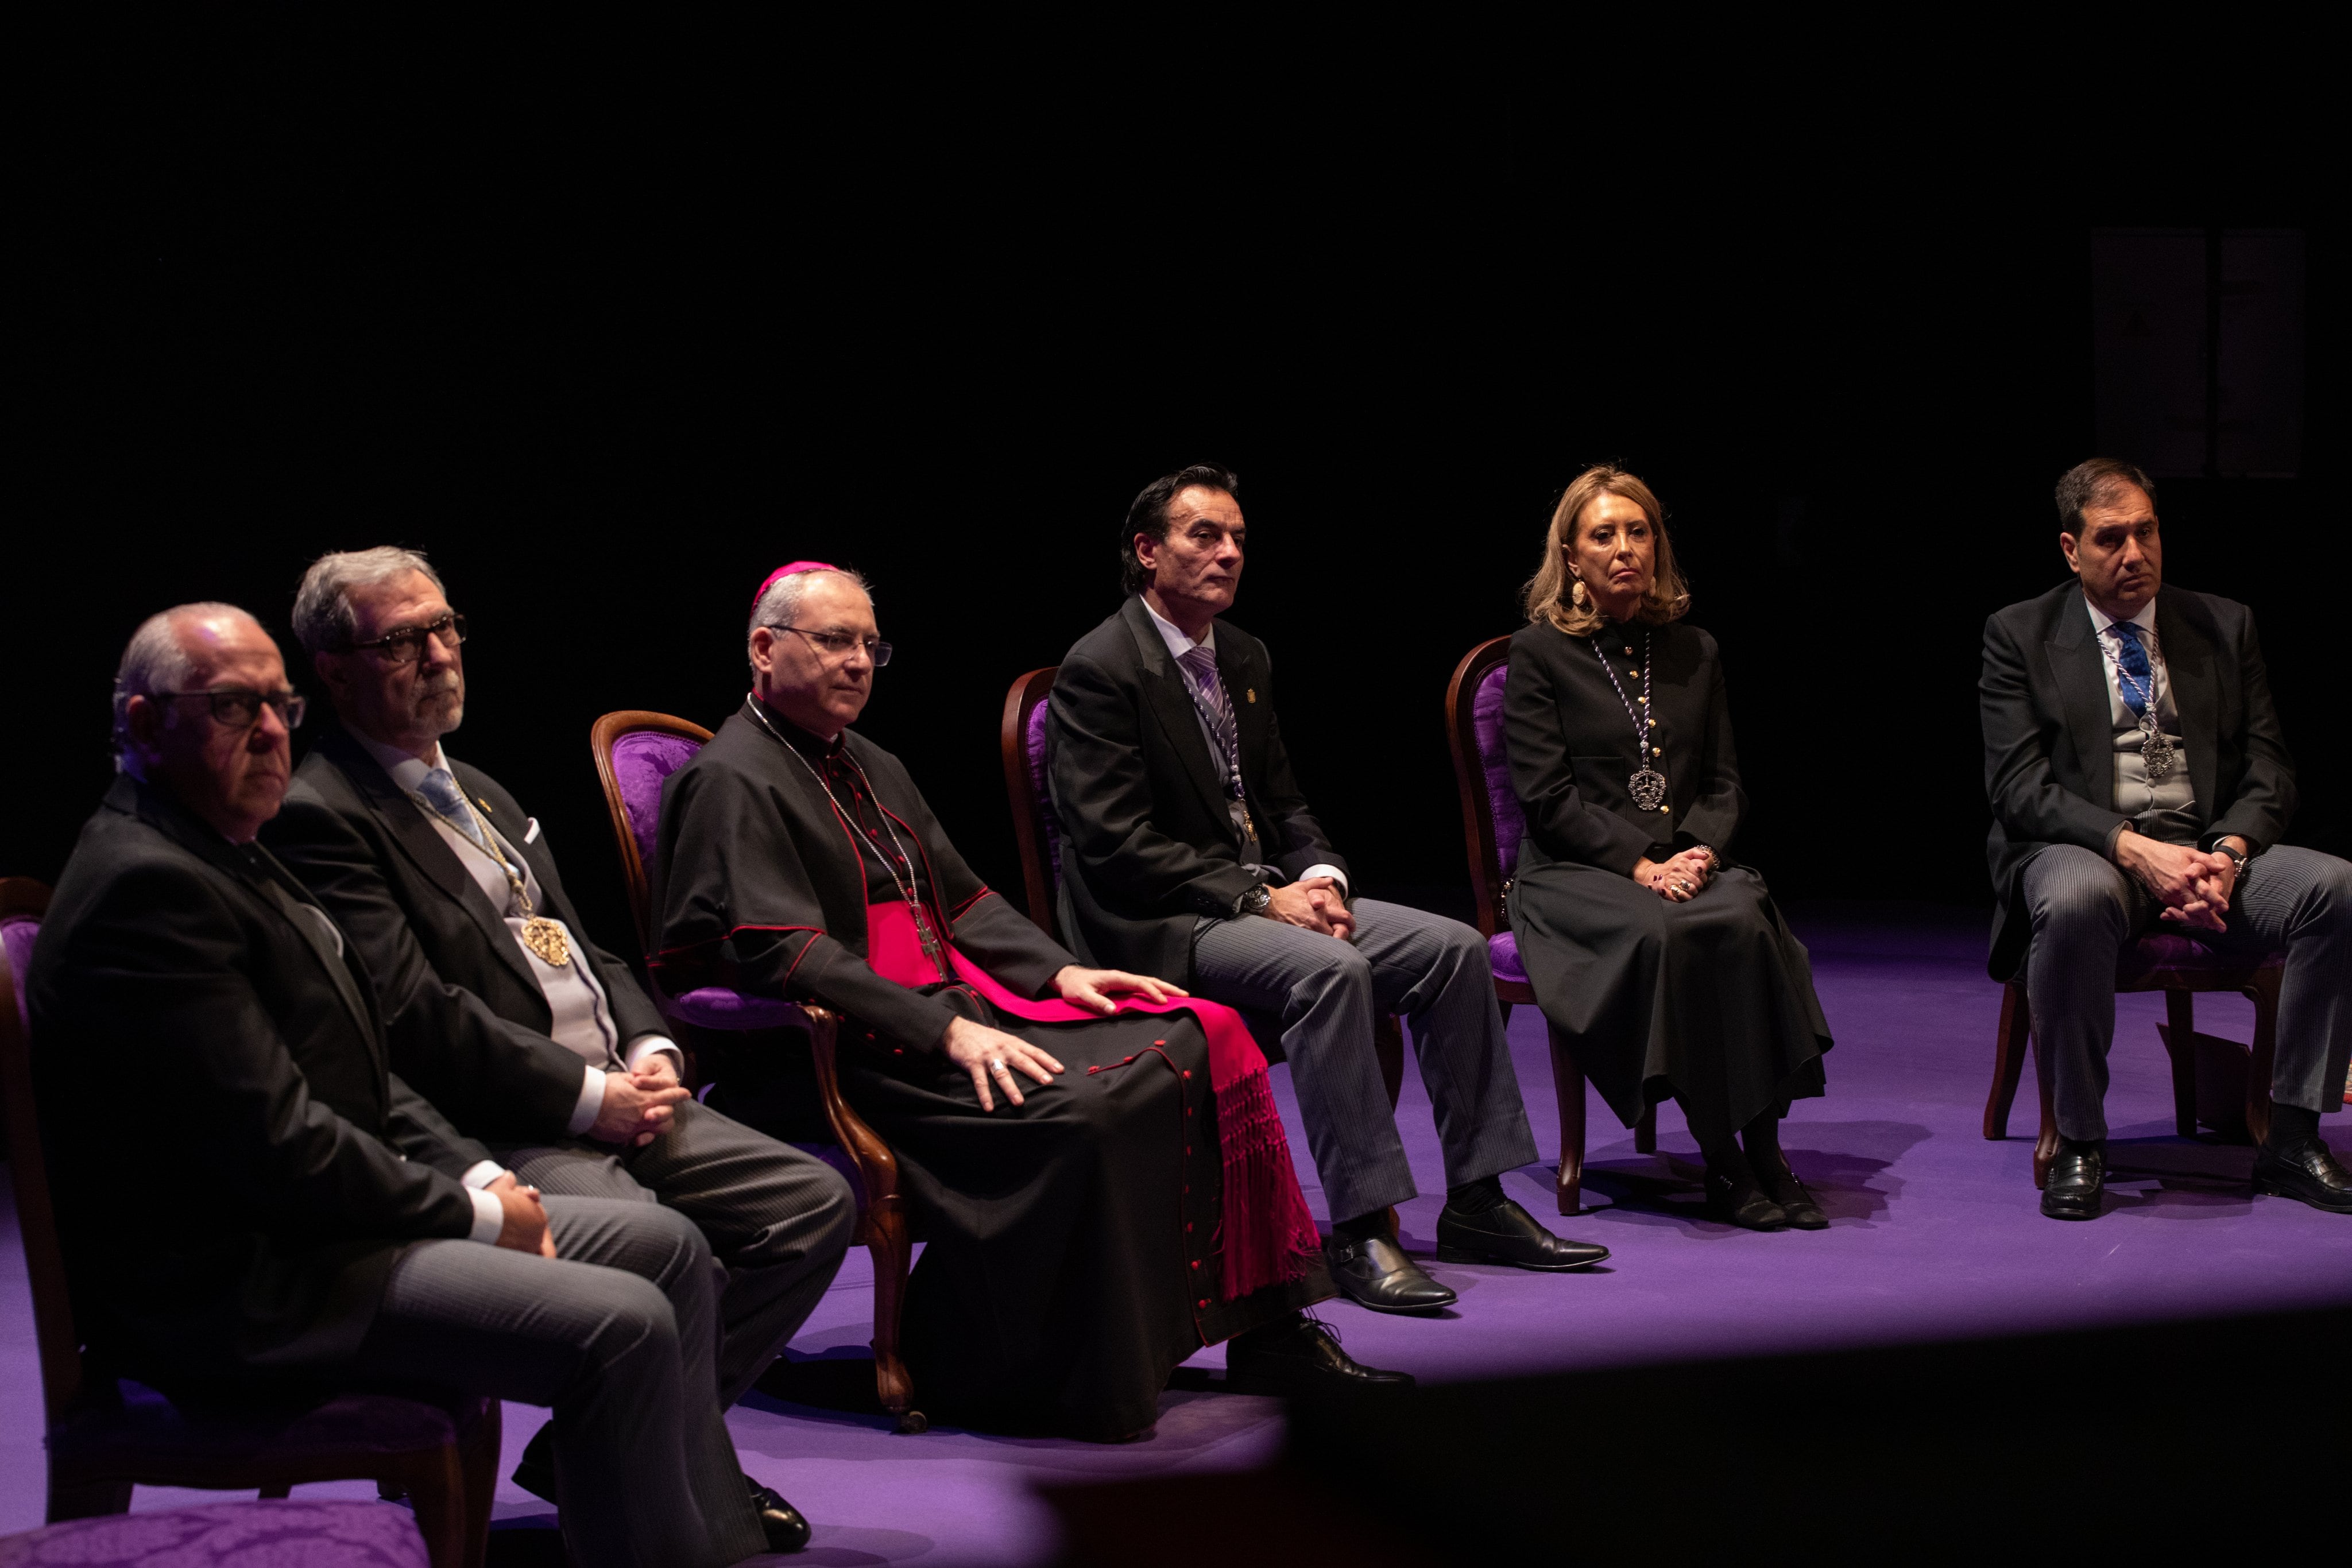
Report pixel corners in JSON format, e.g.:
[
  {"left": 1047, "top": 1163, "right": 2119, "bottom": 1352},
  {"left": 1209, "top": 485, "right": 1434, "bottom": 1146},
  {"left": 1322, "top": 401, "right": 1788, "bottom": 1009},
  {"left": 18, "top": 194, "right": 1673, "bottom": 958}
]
[
  {"left": 266, "top": 723, "right": 665, "bottom": 1143},
  {"left": 26, "top": 775, "right": 490, "bottom": 1383},
  {"left": 1047, "top": 595, "right": 1347, "bottom": 985},
  {"left": 1979, "top": 581, "right": 2297, "bottom": 981}
]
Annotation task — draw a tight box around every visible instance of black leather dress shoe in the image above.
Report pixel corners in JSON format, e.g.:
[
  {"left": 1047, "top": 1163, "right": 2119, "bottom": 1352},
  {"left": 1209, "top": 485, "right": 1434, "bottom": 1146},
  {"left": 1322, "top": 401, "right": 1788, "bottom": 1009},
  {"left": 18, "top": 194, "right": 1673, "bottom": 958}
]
[
  {"left": 1753, "top": 1159, "right": 1828, "bottom": 1230},
  {"left": 2041, "top": 1139, "right": 2105, "bottom": 1221},
  {"left": 1323, "top": 1232, "right": 1457, "bottom": 1314},
  {"left": 2252, "top": 1139, "right": 2352, "bottom": 1213},
  {"left": 1434, "top": 1198, "right": 1610, "bottom": 1269},
  {"left": 749, "top": 1480, "right": 813, "bottom": 1553},
  {"left": 1225, "top": 1316, "right": 1414, "bottom": 1395},
  {"left": 1705, "top": 1167, "right": 1788, "bottom": 1230},
  {"left": 510, "top": 1424, "right": 557, "bottom": 1504}
]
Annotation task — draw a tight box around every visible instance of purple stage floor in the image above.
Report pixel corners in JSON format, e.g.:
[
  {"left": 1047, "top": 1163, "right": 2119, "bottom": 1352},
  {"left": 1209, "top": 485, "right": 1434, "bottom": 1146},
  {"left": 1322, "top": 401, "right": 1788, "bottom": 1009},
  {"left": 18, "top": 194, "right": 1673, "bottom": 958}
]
[{"left": 5, "top": 905, "right": 2348, "bottom": 1563}]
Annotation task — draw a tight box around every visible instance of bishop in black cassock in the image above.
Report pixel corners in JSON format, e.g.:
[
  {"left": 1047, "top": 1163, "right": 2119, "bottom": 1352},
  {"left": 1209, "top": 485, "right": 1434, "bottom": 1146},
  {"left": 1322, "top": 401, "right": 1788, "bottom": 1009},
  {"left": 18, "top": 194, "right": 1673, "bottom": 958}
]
[{"left": 649, "top": 564, "right": 1402, "bottom": 1442}]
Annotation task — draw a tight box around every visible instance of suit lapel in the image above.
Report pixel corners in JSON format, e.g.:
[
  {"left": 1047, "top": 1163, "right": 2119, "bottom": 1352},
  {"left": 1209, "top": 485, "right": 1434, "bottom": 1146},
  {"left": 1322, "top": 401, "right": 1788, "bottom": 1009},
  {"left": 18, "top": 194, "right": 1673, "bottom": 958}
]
[
  {"left": 2047, "top": 589, "right": 2116, "bottom": 812},
  {"left": 1218, "top": 631, "right": 1268, "bottom": 793},
  {"left": 318, "top": 729, "right": 541, "bottom": 995},
  {"left": 2156, "top": 590, "right": 2220, "bottom": 825},
  {"left": 1120, "top": 597, "right": 1235, "bottom": 823}
]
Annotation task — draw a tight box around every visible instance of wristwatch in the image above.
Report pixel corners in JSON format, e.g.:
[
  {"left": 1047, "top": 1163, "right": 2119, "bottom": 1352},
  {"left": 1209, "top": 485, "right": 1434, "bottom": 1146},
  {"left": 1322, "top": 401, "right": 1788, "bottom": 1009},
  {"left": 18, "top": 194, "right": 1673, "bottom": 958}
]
[
  {"left": 1235, "top": 884, "right": 1273, "bottom": 918},
  {"left": 2213, "top": 842, "right": 2249, "bottom": 877}
]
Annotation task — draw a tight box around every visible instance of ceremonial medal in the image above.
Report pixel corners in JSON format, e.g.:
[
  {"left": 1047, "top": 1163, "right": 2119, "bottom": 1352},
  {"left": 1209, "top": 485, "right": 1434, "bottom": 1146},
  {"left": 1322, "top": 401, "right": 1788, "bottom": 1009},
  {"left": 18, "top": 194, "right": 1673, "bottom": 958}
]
[
  {"left": 1628, "top": 767, "right": 1669, "bottom": 811},
  {"left": 520, "top": 916, "right": 572, "bottom": 967},
  {"left": 1593, "top": 630, "right": 1670, "bottom": 816},
  {"left": 2140, "top": 717, "right": 2177, "bottom": 782}
]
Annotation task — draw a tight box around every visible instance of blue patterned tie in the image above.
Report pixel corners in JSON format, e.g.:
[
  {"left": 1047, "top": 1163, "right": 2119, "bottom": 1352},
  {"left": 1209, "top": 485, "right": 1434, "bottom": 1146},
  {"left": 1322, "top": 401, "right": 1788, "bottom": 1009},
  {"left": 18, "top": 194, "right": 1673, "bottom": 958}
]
[
  {"left": 2109, "top": 621, "right": 2154, "bottom": 718},
  {"left": 416, "top": 768, "right": 492, "bottom": 853}
]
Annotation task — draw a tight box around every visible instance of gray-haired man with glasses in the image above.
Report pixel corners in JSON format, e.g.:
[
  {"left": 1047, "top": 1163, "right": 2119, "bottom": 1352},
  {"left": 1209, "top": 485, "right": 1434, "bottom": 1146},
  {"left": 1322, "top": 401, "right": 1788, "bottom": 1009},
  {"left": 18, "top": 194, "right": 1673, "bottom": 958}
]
[{"left": 263, "top": 548, "right": 850, "bottom": 1551}]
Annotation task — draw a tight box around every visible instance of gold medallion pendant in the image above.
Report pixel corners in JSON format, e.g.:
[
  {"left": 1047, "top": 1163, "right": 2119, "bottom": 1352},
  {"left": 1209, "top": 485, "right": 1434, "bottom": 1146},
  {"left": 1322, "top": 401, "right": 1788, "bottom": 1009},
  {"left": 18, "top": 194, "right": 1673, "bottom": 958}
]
[{"left": 521, "top": 916, "right": 572, "bottom": 967}]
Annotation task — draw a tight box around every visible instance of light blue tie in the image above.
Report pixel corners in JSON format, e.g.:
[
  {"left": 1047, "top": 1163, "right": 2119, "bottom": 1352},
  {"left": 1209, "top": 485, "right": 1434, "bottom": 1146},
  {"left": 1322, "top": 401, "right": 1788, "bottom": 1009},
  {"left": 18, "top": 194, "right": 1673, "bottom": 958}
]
[{"left": 416, "top": 768, "right": 492, "bottom": 854}]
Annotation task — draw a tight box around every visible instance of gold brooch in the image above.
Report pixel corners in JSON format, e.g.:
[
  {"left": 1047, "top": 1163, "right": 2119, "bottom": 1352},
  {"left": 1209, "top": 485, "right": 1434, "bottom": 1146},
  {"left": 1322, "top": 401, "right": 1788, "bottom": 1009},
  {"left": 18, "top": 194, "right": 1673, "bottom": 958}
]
[{"left": 1246, "top": 688, "right": 1256, "bottom": 703}]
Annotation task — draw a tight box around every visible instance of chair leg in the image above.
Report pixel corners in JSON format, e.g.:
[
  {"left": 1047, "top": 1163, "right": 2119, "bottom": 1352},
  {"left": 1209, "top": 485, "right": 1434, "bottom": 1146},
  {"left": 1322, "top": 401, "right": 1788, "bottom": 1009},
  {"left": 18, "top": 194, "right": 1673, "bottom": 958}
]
[
  {"left": 2245, "top": 970, "right": 2281, "bottom": 1147},
  {"left": 459, "top": 1400, "right": 501, "bottom": 1568},
  {"left": 2160, "top": 990, "right": 2199, "bottom": 1136},
  {"left": 47, "top": 1476, "right": 132, "bottom": 1523},
  {"left": 1634, "top": 1101, "right": 1657, "bottom": 1155},
  {"left": 1374, "top": 1013, "right": 1406, "bottom": 1111},
  {"left": 1985, "top": 981, "right": 2033, "bottom": 1140},
  {"left": 1546, "top": 1022, "right": 1585, "bottom": 1215},
  {"left": 865, "top": 1198, "right": 924, "bottom": 1434},
  {"left": 396, "top": 1444, "right": 472, "bottom": 1568},
  {"left": 2031, "top": 1024, "right": 2061, "bottom": 1189},
  {"left": 257, "top": 1483, "right": 292, "bottom": 1500}
]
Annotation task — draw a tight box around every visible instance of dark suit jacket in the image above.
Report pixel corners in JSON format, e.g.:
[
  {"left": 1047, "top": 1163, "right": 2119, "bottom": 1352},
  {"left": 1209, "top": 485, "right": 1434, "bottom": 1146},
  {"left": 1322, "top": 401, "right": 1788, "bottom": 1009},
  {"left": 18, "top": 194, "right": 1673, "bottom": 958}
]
[
  {"left": 1047, "top": 596, "right": 1348, "bottom": 984},
  {"left": 266, "top": 723, "right": 664, "bottom": 1142},
  {"left": 1980, "top": 581, "right": 2296, "bottom": 979},
  {"left": 26, "top": 776, "right": 489, "bottom": 1382}
]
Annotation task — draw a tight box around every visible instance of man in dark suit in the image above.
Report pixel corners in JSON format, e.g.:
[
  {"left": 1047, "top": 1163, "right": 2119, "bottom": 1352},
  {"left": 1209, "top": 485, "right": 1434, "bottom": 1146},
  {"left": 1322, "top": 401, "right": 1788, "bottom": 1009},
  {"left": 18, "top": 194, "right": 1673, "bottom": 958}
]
[
  {"left": 1049, "top": 464, "right": 1607, "bottom": 1316},
  {"left": 1982, "top": 458, "right": 2352, "bottom": 1221},
  {"left": 264, "top": 548, "right": 851, "bottom": 1542},
  {"left": 29, "top": 603, "right": 773, "bottom": 1567}
]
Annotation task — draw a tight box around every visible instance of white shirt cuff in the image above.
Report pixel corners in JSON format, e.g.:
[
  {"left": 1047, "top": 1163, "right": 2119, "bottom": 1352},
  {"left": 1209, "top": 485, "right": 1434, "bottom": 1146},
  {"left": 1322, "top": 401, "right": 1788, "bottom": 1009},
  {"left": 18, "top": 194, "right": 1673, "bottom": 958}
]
[
  {"left": 466, "top": 1186, "right": 506, "bottom": 1245},
  {"left": 624, "top": 1035, "right": 685, "bottom": 1076},
  {"left": 1298, "top": 863, "right": 1350, "bottom": 899},
  {"left": 565, "top": 1064, "right": 607, "bottom": 1138},
  {"left": 461, "top": 1160, "right": 504, "bottom": 1190}
]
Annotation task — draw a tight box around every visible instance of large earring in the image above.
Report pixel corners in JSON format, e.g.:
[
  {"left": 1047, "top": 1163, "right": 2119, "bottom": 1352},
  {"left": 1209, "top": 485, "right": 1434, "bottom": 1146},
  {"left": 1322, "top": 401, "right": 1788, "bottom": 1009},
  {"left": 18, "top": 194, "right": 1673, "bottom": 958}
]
[{"left": 1569, "top": 576, "right": 1589, "bottom": 606}]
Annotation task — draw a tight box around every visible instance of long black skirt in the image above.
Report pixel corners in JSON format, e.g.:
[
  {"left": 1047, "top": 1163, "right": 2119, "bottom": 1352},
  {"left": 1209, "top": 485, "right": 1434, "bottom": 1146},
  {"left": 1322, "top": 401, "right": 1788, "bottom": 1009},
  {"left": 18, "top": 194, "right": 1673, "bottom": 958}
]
[
  {"left": 1510, "top": 862, "right": 1831, "bottom": 1138},
  {"left": 834, "top": 992, "right": 1326, "bottom": 1441}
]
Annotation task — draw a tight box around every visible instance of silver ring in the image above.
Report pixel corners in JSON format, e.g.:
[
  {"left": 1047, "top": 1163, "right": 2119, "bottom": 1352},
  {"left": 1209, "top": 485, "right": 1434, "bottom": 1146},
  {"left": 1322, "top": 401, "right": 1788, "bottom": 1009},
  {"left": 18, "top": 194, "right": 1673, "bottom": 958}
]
[{"left": 988, "top": 1059, "right": 1007, "bottom": 1074}]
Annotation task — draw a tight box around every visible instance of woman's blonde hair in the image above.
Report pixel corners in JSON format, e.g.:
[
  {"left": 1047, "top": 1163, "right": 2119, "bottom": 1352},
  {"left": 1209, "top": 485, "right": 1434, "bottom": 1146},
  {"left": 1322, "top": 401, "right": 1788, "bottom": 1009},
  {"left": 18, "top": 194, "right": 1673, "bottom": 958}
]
[{"left": 1522, "top": 465, "right": 1692, "bottom": 636}]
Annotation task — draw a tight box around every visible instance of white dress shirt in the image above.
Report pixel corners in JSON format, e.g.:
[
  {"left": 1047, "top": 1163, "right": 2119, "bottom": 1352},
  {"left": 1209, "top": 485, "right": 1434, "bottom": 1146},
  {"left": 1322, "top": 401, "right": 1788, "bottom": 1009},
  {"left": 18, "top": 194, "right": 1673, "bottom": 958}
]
[
  {"left": 358, "top": 737, "right": 682, "bottom": 1159},
  {"left": 1140, "top": 599, "right": 1348, "bottom": 899}
]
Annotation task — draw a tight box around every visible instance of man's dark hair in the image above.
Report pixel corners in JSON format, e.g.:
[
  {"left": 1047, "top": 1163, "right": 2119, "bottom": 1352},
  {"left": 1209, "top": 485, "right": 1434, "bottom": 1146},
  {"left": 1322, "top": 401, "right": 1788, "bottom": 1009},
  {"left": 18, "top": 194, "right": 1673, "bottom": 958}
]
[
  {"left": 1120, "top": 463, "right": 1241, "bottom": 595},
  {"left": 2055, "top": 458, "right": 2157, "bottom": 537}
]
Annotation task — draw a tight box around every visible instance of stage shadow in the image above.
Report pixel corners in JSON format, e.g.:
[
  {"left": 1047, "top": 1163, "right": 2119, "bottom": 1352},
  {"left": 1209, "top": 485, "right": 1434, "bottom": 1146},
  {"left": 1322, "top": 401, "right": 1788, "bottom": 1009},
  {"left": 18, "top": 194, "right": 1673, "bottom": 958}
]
[
  {"left": 1570, "top": 1121, "right": 1925, "bottom": 1230},
  {"left": 2101, "top": 1122, "right": 2261, "bottom": 1219}
]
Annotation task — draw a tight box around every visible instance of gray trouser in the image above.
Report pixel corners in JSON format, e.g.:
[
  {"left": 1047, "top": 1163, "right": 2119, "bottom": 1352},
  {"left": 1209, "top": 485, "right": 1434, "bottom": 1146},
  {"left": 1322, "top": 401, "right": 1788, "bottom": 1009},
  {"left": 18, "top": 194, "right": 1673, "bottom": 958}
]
[
  {"left": 347, "top": 1195, "right": 768, "bottom": 1568},
  {"left": 2022, "top": 842, "right": 2352, "bottom": 1141},
  {"left": 494, "top": 1097, "right": 855, "bottom": 1408},
  {"left": 1190, "top": 897, "right": 1539, "bottom": 1223}
]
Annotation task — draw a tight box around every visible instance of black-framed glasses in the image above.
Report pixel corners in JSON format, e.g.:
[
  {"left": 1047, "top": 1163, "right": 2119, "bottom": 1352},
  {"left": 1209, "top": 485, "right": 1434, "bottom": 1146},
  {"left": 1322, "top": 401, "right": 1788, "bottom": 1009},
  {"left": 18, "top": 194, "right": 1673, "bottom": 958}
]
[
  {"left": 776, "top": 625, "right": 892, "bottom": 667},
  {"left": 349, "top": 613, "right": 467, "bottom": 666},
  {"left": 156, "top": 688, "right": 307, "bottom": 730}
]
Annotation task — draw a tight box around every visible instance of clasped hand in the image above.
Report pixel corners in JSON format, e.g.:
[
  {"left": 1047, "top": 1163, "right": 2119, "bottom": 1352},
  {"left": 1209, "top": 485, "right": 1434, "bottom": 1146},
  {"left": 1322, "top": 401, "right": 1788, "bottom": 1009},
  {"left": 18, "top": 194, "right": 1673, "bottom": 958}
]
[
  {"left": 2115, "top": 833, "right": 2238, "bottom": 932},
  {"left": 1259, "top": 876, "right": 1355, "bottom": 939},
  {"left": 589, "top": 1055, "right": 691, "bottom": 1147},
  {"left": 1633, "top": 847, "right": 1715, "bottom": 903},
  {"left": 486, "top": 1171, "right": 556, "bottom": 1257}
]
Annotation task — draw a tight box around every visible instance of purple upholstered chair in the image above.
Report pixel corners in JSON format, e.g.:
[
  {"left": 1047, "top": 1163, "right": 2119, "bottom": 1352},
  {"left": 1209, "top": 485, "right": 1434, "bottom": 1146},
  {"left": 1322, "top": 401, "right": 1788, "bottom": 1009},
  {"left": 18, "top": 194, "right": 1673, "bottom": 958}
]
[
  {"left": 1000, "top": 668, "right": 1409, "bottom": 1108},
  {"left": 1444, "top": 638, "right": 1659, "bottom": 1215},
  {"left": 587, "top": 713, "right": 926, "bottom": 1431},
  {"left": 0, "top": 878, "right": 497, "bottom": 1567},
  {"left": 0, "top": 1499, "right": 428, "bottom": 1567},
  {"left": 1984, "top": 928, "right": 2288, "bottom": 1188}
]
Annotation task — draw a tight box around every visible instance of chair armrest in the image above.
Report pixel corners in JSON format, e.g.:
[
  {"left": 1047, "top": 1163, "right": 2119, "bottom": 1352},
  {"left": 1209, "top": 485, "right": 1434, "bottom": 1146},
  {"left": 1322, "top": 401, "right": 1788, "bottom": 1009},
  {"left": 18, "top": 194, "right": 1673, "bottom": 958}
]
[{"left": 797, "top": 1005, "right": 903, "bottom": 1214}]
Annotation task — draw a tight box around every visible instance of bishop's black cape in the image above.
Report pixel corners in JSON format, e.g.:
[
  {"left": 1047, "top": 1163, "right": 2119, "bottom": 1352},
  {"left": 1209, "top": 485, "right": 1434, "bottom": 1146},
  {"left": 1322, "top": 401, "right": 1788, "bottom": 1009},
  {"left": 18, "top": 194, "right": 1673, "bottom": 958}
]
[
  {"left": 649, "top": 702, "right": 1324, "bottom": 1439},
  {"left": 1504, "top": 618, "right": 1831, "bottom": 1139}
]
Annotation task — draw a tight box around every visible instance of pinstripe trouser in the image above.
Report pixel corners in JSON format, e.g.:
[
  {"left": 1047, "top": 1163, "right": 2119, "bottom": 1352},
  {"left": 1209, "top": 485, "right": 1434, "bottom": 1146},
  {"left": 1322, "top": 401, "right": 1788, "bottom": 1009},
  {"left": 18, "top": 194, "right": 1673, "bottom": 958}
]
[
  {"left": 493, "top": 1098, "right": 856, "bottom": 1407},
  {"left": 1191, "top": 898, "right": 1539, "bottom": 1224},
  {"left": 346, "top": 1194, "right": 768, "bottom": 1568},
  {"left": 2022, "top": 842, "right": 2352, "bottom": 1142}
]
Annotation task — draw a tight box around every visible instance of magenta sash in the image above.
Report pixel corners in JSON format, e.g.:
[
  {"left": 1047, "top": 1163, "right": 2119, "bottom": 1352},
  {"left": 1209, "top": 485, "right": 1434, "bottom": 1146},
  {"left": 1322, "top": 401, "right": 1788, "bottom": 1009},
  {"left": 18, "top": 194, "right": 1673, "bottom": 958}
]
[{"left": 864, "top": 901, "right": 1318, "bottom": 1300}]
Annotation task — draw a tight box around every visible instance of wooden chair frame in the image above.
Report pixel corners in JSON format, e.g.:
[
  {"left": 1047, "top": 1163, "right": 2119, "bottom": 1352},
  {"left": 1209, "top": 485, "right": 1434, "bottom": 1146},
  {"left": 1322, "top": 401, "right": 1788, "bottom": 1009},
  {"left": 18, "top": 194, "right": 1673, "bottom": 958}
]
[
  {"left": 1983, "top": 960, "right": 2283, "bottom": 1188},
  {"left": 0, "top": 878, "right": 496, "bottom": 1563},
  {"left": 587, "top": 713, "right": 926, "bottom": 1431},
  {"left": 1000, "top": 668, "right": 1406, "bottom": 1109},
  {"left": 1445, "top": 638, "right": 1657, "bottom": 1215}
]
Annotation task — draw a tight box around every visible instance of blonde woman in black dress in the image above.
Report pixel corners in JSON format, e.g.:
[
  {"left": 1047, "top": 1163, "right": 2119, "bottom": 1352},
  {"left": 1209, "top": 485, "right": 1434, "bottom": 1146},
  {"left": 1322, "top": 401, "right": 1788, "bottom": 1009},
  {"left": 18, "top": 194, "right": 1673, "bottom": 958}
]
[{"left": 1504, "top": 466, "right": 1834, "bottom": 1229}]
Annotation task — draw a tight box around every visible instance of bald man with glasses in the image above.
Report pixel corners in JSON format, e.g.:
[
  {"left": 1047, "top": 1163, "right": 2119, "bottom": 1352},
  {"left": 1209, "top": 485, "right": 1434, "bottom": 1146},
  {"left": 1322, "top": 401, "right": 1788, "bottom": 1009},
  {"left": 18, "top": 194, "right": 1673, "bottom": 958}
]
[{"left": 264, "top": 548, "right": 850, "bottom": 1551}]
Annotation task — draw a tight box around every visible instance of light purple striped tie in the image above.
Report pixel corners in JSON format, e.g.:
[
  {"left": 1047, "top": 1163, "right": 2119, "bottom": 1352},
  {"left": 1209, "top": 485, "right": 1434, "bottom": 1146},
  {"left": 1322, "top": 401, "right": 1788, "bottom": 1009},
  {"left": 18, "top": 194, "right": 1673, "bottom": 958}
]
[{"left": 1178, "top": 646, "right": 1237, "bottom": 765}]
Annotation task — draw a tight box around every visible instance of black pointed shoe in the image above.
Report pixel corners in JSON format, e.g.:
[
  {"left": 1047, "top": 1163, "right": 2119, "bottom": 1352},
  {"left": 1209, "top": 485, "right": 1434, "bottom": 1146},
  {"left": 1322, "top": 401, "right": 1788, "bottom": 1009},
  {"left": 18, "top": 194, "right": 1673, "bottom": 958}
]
[
  {"left": 1323, "top": 1232, "right": 1457, "bottom": 1314},
  {"left": 2041, "top": 1139, "right": 2105, "bottom": 1221},
  {"left": 1225, "top": 1315, "right": 1415, "bottom": 1395},
  {"left": 1751, "top": 1159, "right": 1829, "bottom": 1230},
  {"left": 749, "top": 1480, "right": 813, "bottom": 1553},
  {"left": 510, "top": 1423, "right": 556, "bottom": 1504},
  {"left": 2252, "top": 1138, "right": 2352, "bottom": 1213},
  {"left": 1434, "top": 1198, "right": 1610, "bottom": 1269},
  {"left": 1705, "top": 1166, "right": 1788, "bottom": 1230}
]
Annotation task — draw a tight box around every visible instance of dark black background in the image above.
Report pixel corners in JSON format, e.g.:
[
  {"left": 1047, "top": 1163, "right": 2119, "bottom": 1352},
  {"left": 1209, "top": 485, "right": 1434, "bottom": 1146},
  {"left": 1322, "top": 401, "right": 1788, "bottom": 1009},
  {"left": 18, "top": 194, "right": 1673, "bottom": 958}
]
[{"left": 10, "top": 41, "right": 2336, "bottom": 966}]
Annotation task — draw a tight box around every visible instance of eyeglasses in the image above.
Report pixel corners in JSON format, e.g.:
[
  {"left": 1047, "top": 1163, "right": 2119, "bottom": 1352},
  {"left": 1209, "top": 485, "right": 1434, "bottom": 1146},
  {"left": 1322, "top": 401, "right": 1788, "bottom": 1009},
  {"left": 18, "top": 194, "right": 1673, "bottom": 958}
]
[
  {"left": 156, "top": 688, "right": 308, "bottom": 729},
  {"left": 348, "top": 613, "right": 467, "bottom": 666},
  {"left": 775, "top": 625, "right": 892, "bottom": 667}
]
